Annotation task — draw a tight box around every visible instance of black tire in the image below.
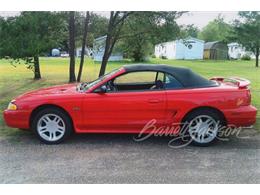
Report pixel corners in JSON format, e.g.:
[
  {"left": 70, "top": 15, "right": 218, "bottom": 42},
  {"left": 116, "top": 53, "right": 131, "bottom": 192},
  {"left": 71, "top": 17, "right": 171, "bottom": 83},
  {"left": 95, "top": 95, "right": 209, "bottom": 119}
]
[
  {"left": 182, "top": 109, "right": 223, "bottom": 147},
  {"left": 31, "top": 107, "right": 73, "bottom": 144}
]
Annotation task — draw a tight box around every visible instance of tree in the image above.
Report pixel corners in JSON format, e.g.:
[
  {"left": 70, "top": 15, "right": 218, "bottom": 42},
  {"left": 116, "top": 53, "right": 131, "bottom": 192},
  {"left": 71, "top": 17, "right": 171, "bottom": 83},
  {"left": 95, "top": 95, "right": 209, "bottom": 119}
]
[
  {"left": 61, "top": 12, "right": 108, "bottom": 81},
  {"left": 99, "top": 11, "right": 132, "bottom": 77},
  {"left": 180, "top": 24, "right": 200, "bottom": 38},
  {"left": 87, "top": 13, "right": 108, "bottom": 47},
  {"left": 232, "top": 11, "right": 260, "bottom": 67},
  {"left": 0, "top": 12, "right": 66, "bottom": 79},
  {"left": 98, "top": 11, "right": 184, "bottom": 68},
  {"left": 68, "top": 11, "right": 76, "bottom": 82},
  {"left": 77, "top": 12, "right": 90, "bottom": 82},
  {"left": 119, "top": 12, "right": 184, "bottom": 61},
  {"left": 198, "top": 15, "right": 232, "bottom": 42},
  {"left": 119, "top": 32, "right": 153, "bottom": 62}
]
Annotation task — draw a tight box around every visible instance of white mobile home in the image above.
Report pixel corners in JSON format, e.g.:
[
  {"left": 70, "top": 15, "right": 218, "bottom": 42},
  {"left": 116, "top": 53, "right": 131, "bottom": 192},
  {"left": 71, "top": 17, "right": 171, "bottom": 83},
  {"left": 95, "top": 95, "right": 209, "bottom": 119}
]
[
  {"left": 228, "top": 42, "right": 255, "bottom": 59},
  {"left": 93, "top": 36, "right": 123, "bottom": 61},
  {"left": 154, "top": 37, "right": 204, "bottom": 60}
]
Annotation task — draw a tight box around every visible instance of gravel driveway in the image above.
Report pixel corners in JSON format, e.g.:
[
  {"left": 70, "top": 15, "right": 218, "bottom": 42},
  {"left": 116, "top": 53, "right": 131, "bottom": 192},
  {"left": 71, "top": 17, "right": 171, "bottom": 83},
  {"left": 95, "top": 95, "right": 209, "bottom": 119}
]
[{"left": 0, "top": 129, "right": 260, "bottom": 183}]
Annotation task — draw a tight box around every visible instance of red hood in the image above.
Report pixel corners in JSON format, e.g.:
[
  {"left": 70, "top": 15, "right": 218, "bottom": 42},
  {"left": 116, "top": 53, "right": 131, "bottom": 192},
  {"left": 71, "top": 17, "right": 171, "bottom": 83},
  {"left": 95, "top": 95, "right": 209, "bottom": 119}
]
[{"left": 15, "top": 84, "right": 78, "bottom": 100}]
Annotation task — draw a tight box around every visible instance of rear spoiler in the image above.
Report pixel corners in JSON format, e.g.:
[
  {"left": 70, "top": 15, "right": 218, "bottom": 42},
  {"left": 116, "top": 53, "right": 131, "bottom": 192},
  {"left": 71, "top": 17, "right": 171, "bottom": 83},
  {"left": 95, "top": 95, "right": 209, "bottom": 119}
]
[{"left": 210, "top": 77, "right": 251, "bottom": 89}]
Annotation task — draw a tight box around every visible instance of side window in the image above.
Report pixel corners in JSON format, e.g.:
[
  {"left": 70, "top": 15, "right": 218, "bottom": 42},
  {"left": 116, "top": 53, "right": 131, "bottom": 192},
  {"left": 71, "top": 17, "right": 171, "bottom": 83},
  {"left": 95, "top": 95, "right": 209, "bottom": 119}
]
[
  {"left": 112, "top": 71, "right": 166, "bottom": 92},
  {"left": 156, "top": 72, "right": 164, "bottom": 82},
  {"left": 114, "top": 71, "right": 157, "bottom": 85},
  {"left": 165, "top": 74, "right": 183, "bottom": 89}
]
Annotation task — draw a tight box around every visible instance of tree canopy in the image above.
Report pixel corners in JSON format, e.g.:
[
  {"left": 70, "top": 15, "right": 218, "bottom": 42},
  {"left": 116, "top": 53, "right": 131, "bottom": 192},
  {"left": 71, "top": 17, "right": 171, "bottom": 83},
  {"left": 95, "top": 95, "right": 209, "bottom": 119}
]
[
  {"left": 0, "top": 12, "right": 67, "bottom": 79},
  {"left": 119, "top": 11, "right": 184, "bottom": 62},
  {"left": 232, "top": 11, "right": 260, "bottom": 67},
  {"left": 180, "top": 24, "right": 199, "bottom": 38},
  {"left": 198, "top": 15, "right": 232, "bottom": 42}
]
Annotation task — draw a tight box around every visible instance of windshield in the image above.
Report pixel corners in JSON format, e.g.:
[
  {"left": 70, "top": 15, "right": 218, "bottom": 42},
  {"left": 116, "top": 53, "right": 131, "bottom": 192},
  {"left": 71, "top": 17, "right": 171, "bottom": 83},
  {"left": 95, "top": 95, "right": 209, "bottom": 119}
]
[{"left": 77, "top": 68, "right": 121, "bottom": 92}]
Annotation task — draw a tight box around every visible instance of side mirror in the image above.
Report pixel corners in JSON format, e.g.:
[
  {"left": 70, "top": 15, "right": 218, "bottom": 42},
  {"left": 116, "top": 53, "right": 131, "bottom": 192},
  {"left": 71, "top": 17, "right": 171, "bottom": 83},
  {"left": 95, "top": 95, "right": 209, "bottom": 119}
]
[{"left": 95, "top": 85, "right": 107, "bottom": 93}]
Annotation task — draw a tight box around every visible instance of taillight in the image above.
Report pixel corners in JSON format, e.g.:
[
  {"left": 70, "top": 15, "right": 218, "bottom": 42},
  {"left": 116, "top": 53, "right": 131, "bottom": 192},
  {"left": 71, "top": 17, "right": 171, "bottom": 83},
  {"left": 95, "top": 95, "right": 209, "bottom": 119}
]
[
  {"left": 247, "top": 90, "right": 251, "bottom": 105},
  {"left": 238, "top": 90, "right": 251, "bottom": 106}
]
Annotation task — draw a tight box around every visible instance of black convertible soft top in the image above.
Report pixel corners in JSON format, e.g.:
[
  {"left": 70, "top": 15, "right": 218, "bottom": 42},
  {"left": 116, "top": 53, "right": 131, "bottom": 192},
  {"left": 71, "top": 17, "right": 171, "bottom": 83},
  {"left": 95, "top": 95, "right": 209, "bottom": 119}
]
[{"left": 123, "top": 64, "right": 217, "bottom": 88}]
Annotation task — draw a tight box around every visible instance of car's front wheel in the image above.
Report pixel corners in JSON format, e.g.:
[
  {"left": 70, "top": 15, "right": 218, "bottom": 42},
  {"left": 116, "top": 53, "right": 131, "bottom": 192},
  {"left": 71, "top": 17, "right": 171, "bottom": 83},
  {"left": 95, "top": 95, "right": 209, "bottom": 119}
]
[{"left": 32, "top": 107, "right": 73, "bottom": 144}]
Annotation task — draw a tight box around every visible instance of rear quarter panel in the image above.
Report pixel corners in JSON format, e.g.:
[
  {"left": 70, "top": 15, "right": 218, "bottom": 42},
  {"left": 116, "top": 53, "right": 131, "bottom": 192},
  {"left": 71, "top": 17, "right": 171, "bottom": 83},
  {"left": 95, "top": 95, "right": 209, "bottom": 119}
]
[{"left": 165, "top": 84, "right": 249, "bottom": 124}]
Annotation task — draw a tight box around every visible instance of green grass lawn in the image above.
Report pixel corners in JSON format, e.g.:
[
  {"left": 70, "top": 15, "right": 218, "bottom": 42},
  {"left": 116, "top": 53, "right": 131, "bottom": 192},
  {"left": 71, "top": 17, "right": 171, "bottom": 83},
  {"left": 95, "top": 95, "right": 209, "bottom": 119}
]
[{"left": 0, "top": 57, "right": 259, "bottom": 136}]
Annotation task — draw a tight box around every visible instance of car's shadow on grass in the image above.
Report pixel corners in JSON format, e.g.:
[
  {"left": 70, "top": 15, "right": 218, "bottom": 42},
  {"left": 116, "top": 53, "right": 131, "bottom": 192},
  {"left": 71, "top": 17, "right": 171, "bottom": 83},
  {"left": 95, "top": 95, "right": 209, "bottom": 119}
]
[{"left": 1, "top": 128, "right": 260, "bottom": 150}]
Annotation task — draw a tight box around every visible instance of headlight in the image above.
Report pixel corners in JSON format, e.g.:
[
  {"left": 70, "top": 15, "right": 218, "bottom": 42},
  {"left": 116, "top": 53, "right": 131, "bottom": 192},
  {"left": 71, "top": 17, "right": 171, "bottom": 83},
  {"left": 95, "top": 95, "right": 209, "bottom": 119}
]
[{"left": 7, "top": 101, "right": 17, "bottom": 110}]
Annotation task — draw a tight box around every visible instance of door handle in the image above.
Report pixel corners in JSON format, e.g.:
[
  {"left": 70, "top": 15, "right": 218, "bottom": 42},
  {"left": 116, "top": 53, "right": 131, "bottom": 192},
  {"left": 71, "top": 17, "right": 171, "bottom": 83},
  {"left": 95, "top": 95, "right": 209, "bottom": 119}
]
[{"left": 148, "top": 99, "right": 160, "bottom": 103}]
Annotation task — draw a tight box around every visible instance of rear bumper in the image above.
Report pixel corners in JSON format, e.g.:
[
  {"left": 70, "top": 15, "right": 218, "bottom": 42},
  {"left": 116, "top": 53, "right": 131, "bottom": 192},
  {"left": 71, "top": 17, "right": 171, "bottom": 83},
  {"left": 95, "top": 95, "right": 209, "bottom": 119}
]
[
  {"left": 225, "top": 105, "right": 257, "bottom": 127},
  {"left": 3, "top": 110, "right": 30, "bottom": 129}
]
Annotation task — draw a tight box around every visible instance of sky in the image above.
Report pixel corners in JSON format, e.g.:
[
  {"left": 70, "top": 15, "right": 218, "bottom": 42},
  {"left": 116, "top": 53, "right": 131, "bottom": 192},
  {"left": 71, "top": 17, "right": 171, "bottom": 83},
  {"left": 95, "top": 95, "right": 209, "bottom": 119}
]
[
  {"left": 0, "top": 11, "right": 239, "bottom": 29},
  {"left": 177, "top": 11, "right": 239, "bottom": 29}
]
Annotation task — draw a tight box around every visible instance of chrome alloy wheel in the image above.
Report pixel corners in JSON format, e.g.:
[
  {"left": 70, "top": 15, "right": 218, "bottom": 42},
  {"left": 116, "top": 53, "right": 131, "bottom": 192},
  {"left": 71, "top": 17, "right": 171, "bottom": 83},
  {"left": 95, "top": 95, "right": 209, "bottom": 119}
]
[
  {"left": 37, "top": 114, "right": 66, "bottom": 142},
  {"left": 188, "top": 115, "right": 218, "bottom": 144}
]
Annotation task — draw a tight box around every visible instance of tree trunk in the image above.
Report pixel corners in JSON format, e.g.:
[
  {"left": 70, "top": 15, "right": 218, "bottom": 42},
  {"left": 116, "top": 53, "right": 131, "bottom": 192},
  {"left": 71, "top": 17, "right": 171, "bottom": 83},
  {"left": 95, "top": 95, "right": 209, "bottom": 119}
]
[
  {"left": 256, "top": 47, "right": 259, "bottom": 68},
  {"left": 99, "top": 52, "right": 109, "bottom": 77},
  {"left": 99, "top": 31, "right": 118, "bottom": 77},
  {"left": 99, "top": 34, "right": 112, "bottom": 77},
  {"left": 33, "top": 55, "right": 41, "bottom": 80},
  {"left": 99, "top": 12, "right": 114, "bottom": 77},
  {"left": 69, "top": 11, "right": 76, "bottom": 83},
  {"left": 77, "top": 12, "right": 90, "bottom": 82},
  {"left": 98, "top": 11, "right": 130, "bottom": 77}
]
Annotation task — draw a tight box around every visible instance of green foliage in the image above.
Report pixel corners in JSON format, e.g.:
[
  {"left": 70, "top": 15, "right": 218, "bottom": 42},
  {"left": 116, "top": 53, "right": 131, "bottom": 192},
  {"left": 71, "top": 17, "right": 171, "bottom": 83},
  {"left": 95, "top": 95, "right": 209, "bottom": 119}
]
[
  {"left": 161, "top": 56, "right": 167, "bottom": 59},
  {"left": 233, "top": 12, "right": 260, "bottom": 50},
  {"left": 198, "top": 15, "right": 232, "bottom": 42},
  {"left": 232, "top": 11, "right": 260, "bottom": 66},
  {"left": 121, "top": 35, "right": 153, "bottom": 62},
  {"left": 72, "top": 12, "right": 108, "bottom": 48},
  {"left": 87, "top": 13, "right": 108, "bottom": 47},
  {"left": 180, "top": 24, "right": 199, "bottom": 38},
  {"left": 241, "top": 54, "right": 251, "bottom": 61},
  {"left": 0, "top": 12, "right": 67, "bottom": 71},
  {"left": 119, "top": 12, "right": 184, "bottom": 61}
]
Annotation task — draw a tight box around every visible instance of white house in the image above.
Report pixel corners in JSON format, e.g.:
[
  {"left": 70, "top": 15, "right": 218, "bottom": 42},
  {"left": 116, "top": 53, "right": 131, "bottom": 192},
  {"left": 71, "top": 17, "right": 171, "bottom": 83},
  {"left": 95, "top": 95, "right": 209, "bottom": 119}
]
[
  {"left": 76, "top": 46, "right": 93, "bottom": 57},
  {"left": 93, "top": 35, "right": 123, "bottom": 61},
  {"left": 228, "top": 42, "right": 255, "bottom": 59},
  {"left": 154, "top": 37, "right": 204, "bottom": 60}
]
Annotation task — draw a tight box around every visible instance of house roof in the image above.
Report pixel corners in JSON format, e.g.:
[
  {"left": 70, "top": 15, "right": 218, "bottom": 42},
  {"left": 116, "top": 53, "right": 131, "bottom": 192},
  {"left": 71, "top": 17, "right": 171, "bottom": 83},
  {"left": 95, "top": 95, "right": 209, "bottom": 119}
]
[
  {"left": 227, "top": 42, "right": 240, "bottom": 47},
  {"left": 155, "top": 37, "right": 204, "bottom": 47},
  {"left": 204, "top": 41, "right": 219, "bottom": 49},
  {"left": 94, "top": 35, "right": 107, "bottom": 41},
  {"left": 182, "top": 36, "right": 205, "bottom": 43},
  {"left": 123, "top": 64, "right": 217, "bottom": 88}
]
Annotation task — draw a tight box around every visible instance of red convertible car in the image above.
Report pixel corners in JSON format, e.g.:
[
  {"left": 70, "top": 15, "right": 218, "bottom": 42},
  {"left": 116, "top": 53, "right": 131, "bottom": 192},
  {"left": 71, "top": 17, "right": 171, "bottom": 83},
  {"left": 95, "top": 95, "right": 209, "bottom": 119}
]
[{"left": 3, "top": 64, "right": 257, "bottom": 145}]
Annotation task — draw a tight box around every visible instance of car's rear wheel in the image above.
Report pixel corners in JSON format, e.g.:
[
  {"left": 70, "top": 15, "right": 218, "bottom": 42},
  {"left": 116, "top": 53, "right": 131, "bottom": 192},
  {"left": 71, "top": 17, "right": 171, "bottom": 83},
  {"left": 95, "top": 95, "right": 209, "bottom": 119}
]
[
  {"left": 183, "top": 109, "right": 223, "bottom": 146},
  {"left": 32, "top": 107, "right": 73, "bottom": 144}
]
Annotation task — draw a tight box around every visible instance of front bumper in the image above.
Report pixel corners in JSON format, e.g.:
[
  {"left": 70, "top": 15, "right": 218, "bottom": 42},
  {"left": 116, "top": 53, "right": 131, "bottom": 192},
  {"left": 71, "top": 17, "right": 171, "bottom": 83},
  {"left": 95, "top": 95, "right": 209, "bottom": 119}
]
[
  {"left": 3, "top": 110, "right": 30, "bottom": 129},
  {"left": 225, "top": 105, "right": 257, "bottom": 127}
]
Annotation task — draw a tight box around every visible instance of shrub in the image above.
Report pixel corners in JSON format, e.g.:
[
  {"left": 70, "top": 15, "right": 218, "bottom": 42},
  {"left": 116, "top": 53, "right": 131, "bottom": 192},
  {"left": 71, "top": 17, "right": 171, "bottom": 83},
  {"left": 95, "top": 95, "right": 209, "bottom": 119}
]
[
  {"left": 241, "top": 54, "right": 251, "bottom": 61},
  {"left": 161, "top": 55, "right": 167, "bottom": 59}
]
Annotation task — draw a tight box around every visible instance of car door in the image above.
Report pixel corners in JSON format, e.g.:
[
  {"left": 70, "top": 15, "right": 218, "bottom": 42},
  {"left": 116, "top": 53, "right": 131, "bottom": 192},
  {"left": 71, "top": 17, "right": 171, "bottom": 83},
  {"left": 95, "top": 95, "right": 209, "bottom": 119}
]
[{"left": 81, "top": 71, "right": 167, "bottom": 133}]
